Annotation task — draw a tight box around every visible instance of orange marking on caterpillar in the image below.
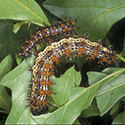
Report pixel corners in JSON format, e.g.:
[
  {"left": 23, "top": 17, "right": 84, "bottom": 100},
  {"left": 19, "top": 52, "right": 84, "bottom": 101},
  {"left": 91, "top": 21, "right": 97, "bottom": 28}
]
[
  {"left": 42, "top": 71, "right": 47, "bottom": 76},
  {"left": 41, "top": 80, "right": 46, "bottom": 85},
  {"left": 44, "top": 63, "right": 50, "bottom": 69},
  {"left": 46, "top": 90, "right": 52, "bottom": 96},
  {"left": 40, "top": 90, "right": 45, "bottom": 95},
  {"left": 47, "top": 81, "right": 52, "bottom": 86},
  {"left": 42, "top": 101, "right": 48, "bottom": 107}
]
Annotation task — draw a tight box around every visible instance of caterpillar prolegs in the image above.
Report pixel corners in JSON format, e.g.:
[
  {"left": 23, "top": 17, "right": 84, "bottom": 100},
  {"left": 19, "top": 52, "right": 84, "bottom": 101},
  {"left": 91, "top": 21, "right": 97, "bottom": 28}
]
[{"left": 28, "top": 37, "right": 116, "bottom": 115}]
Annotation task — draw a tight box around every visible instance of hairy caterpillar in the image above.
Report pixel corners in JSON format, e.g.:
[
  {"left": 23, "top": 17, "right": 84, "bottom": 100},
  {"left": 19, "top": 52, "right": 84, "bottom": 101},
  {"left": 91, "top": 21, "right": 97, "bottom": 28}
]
[
  {"left": 18, "top": 20, "right": 77, "bottom": 59},
  {"left": 28, "top": 37, "right": 116, "bottom": 115}
]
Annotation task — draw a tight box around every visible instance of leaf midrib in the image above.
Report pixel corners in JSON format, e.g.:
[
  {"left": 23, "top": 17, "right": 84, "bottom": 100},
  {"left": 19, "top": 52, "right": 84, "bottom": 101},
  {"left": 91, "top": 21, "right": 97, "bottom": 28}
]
[
  {"left": 82, "top": 3, "right": 125, "bottom": 28},
  {"left": 96, "top": 82, "right": 125, "bottom": 97},
  {"left": 14, "top": 0, "right": 48, "bottom": 23}
]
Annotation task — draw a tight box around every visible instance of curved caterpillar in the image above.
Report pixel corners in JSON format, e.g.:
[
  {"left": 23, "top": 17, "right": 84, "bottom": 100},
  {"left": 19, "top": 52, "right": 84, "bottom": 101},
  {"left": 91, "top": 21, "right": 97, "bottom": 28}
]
[
  {"left": 28, "top": 37, "right": 116, "bottom": 115},
  {"left": 18, "top": 20, "right": 77, "bottom": 59}
]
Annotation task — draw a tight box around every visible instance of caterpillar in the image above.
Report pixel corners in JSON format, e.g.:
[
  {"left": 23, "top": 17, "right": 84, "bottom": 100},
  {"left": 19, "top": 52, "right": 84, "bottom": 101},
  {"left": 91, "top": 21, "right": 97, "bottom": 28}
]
[
  {"left": 18, "top": 19, "right": 77, "bottom": 59},
  {"left": 28, "top": 37, "right": 116, "bottom": 115}
]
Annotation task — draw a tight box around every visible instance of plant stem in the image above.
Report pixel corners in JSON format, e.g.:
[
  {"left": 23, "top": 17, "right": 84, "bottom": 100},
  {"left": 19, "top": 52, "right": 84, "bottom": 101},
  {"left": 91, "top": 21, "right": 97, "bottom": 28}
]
[
  {"left": 115, "top": 54, "right": 125, "bottom": 63},
  {"left": 0, "top": 109, "right": 9, "bottom": 114}
]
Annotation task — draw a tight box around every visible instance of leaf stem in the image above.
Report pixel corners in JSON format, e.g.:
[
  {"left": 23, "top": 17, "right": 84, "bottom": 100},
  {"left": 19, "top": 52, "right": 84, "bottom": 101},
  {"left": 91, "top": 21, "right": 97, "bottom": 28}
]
[
  {"left": 115, "top": 54, "right": 125, "bottom": 63},
  {"left": 0, "top": 109, "right": 9, "bottom": 114}
]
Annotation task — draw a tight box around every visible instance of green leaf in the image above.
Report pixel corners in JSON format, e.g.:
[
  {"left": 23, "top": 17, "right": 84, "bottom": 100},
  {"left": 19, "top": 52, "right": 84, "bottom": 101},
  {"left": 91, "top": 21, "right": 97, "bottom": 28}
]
[
  {"left": 0, "top": 55, "right": 35, "bottom": 124},
  {"left": 1, "top": 55, "right": 35, "bottom": 101},
  {"left": 87, "top": 68, "right": 125, "bottom": 116},
  {"left": 110, "top": 98, "right": 121, "bottom": 115},
  {"left": 112, "top": 112, "right": 125, "bottom": 124},
  {"left": 13, "top": 21, "right": 28, "bottom": 33},
  {"left": 0, "top": 0, "right": 49, "bottom": 26},
  {"left": 0, "top": 55, "right": 12, "bottom": 112},
  {"left": 0, "top": 20, "right": 30, "bottom": 61},
  {"left": 0, "top": 55, "right": 12, "bottom": 81},
  {"left": 0, "top": 86, "right": 11, "bottom": 113},
  {"left": 73, "top": 119, "right": 81, "bottom": 125},
  {"left": 43, "top": 0, "right": 125, "bottom": 40},
  {"left": 81, "top": 99, "right": 100, "bottom": 118},
  {"left": 51, "top": 66, "right": 81, "bottom": 107},
  {"left": 95, "top": 68, "right": 125, "bottom": 116},
  {"left": 110, "top": 97, "right": 125, "bottom": 115},
  {"left": 88, "top": 72, "right": 107, "bottom": 86}
]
